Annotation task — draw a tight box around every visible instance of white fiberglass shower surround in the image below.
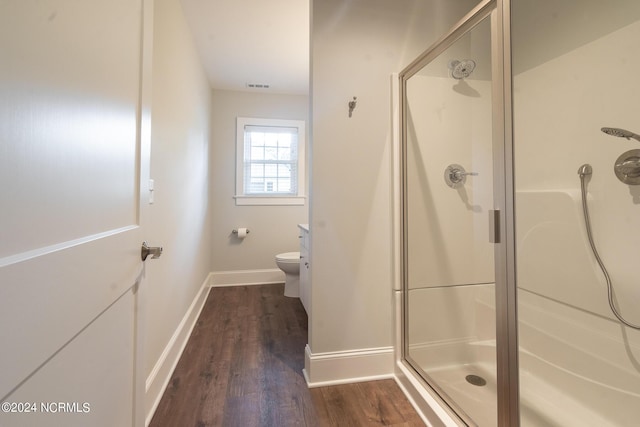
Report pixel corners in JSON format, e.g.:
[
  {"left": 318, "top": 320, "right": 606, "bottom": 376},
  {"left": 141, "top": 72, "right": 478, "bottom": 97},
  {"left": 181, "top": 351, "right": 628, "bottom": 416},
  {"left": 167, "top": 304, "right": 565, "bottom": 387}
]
[{"left": 396, "top": 0, "right": 640, "bottom": 425}]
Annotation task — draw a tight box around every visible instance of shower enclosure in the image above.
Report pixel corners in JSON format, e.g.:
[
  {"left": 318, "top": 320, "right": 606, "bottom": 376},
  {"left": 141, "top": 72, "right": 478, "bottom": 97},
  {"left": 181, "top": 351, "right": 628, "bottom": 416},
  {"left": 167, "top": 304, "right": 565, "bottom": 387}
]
[{"left": 399, "top": 0, "right": 640, "bottom": 425}]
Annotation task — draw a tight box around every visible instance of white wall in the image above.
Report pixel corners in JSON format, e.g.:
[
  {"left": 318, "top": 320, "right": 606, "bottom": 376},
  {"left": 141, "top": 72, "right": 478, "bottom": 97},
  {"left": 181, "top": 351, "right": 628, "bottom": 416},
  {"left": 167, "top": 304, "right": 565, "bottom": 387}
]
[
  {"left": 145, "top": 0, "right": 212, "bottom": 391},
  {"left": 210, "top": 89, "right": 309, "bottom": 272},
  {"left": 309, "top": 0, "right": 479, "bottom": 356}
]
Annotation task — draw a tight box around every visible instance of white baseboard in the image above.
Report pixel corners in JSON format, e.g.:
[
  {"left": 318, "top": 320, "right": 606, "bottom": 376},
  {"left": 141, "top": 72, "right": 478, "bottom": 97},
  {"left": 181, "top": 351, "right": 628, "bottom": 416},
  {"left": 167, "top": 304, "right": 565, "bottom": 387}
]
[
  {"left": 144, "top": 274, "right": 212, "bottom": 426},
  {"left": 210, "top": 268, "right": 284, "bottom": 287},
  {"left": 303, "top": 344, "right": 394, "bottom": 388}
]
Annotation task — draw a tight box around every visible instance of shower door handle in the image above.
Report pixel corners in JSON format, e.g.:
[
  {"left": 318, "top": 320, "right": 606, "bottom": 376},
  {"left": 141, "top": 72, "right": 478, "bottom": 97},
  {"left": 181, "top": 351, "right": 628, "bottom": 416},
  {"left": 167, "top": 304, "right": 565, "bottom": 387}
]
[{"left": 489, "top": 210, "right": 500, "bottom": 243}]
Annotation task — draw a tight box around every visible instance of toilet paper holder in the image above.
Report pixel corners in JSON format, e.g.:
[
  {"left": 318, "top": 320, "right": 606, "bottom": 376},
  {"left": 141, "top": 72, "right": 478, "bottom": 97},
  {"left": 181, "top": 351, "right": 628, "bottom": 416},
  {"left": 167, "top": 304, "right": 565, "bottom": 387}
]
[{"left": 232, "top": 228, "right": 250, "bottom": 235}]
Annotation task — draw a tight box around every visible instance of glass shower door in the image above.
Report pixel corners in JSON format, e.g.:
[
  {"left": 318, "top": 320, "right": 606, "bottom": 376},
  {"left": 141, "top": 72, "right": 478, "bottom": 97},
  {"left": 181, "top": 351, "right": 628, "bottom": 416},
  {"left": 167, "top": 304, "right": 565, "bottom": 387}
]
[{"left": 402, "top": 9, "right": 497, "bottom": 426}]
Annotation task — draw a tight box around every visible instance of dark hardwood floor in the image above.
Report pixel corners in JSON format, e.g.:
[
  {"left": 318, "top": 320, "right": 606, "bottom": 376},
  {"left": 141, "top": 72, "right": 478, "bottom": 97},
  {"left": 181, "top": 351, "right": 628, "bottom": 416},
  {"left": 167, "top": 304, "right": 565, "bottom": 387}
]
[{"left": 149, "top": 284, "right": 424, "bottom": 427}]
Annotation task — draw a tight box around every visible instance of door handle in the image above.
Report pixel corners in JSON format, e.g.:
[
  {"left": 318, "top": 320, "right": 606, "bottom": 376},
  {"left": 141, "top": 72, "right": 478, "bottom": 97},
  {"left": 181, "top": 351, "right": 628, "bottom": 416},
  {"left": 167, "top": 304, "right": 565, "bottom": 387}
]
[
  {"left": 489, "top": 210, "right": 500, "bottom": 243},
  {"left": 141, "top": 242, "right": 163, "bottom": 261}
]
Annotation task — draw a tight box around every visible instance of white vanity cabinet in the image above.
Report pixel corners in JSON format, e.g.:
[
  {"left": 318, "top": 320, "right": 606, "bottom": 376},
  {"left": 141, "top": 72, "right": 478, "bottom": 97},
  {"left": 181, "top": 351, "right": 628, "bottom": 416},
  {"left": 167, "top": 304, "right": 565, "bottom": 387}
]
[{"left": 298, "top": 224, "right": 310, "bottom": 315}]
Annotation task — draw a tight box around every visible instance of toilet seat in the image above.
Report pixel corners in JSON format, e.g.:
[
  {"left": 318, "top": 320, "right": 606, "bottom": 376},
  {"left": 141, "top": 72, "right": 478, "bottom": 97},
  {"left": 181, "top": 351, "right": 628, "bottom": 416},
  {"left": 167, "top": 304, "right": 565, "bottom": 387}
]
[{"left": 276, "top": 252, "right": 300, "bottom": 263}]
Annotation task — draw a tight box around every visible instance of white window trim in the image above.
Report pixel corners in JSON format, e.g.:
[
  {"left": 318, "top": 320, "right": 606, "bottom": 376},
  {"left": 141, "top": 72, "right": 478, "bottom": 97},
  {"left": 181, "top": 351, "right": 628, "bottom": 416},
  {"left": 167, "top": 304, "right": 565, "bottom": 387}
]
[{"left": 235, "top": 117, "right": 306, "bottom": 206}]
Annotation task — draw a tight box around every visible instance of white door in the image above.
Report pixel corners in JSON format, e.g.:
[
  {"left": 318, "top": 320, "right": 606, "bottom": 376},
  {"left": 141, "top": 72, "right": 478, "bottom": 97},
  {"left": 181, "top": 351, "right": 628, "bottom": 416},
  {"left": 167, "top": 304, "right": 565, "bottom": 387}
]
[{"left": 0, "top": 1, "right": 152, "bottom": 426}]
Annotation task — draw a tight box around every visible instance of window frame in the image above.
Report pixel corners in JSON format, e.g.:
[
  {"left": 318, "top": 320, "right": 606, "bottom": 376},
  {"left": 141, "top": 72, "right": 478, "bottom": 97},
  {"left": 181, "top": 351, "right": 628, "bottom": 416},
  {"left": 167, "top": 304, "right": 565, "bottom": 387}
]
[{"left": 235, "top": 117, "right": 306, "bottom": 206}]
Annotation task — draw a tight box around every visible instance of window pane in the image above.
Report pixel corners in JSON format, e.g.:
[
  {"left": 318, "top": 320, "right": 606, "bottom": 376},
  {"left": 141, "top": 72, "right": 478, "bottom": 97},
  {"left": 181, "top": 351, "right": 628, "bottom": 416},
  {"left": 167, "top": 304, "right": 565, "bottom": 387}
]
[
  {"left": 250, "top": 146, "right": 264, "bottom": 160},
  {"left": 249, "top": 131, "right": 265, "bottom": 146},
  {"left": 264, "top": 133, "right": 278, "bottom": 146},
  {"left": 250, "top": 163, "right": 264, "bottom": 178},
  {"left": 278, "top": 133, "right": 291, "bottom": 146},
  {"left": 278, "top": 145, "right": 291, "bottom": 160},
  {"left": 264, "top": 164, "right": 277, "bottom": 177},
  {"left": 248, "top": 178, "right": 264, "bottom": 193},
  {"left": 277, "top": 179, "right": 291, "bottom": 192},
  {"left": 278, "top": 164, "right": 291, "bottom": 178},
  {"left": 265, "top": 147, "right": 277, "bottom": 160}
]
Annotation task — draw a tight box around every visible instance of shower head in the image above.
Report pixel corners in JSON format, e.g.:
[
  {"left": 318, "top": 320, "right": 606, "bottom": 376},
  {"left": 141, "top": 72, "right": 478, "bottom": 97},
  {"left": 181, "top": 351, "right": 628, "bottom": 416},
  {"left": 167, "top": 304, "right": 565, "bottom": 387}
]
[
  {"left": 601, "top": 127, "right": 640, "bottom": 142},
  {"left": 448, "top": 59, "right": 476, "bottom": 80}
]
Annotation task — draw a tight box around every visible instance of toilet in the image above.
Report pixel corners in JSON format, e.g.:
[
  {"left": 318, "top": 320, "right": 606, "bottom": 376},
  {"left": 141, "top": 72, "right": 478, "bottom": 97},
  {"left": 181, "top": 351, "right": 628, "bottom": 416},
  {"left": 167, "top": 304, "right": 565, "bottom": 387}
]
[{"left": 275, "top": 252, "right": 300, "bottom": 297}]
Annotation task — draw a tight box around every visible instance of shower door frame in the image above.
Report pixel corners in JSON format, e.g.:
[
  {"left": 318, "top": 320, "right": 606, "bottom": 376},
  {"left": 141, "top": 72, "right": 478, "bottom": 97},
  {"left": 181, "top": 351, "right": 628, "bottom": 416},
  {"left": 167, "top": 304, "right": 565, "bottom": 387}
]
[{"left": 398, "top": 0, "right": 520, "bottom": 425}]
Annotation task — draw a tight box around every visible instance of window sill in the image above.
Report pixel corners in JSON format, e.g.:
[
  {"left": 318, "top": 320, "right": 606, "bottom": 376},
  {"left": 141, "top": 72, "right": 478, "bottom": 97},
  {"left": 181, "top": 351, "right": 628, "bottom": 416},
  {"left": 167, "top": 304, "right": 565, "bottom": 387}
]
[{"left": 234, "top": 195, "right": 306, "bottom": 206}]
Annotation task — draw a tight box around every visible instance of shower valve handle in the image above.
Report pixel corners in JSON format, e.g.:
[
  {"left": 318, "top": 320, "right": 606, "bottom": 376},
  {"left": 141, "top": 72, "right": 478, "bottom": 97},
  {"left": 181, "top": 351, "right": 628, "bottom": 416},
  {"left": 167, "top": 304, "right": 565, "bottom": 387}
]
[
  {"left": 453, "top": 169, "right": 478, "bottom": 180},
  {"left": 616, "top": 157, "right": 640, "bottom": 178},
  {"left": 444, "top": 164, "right": 478, "bottom": 188},
  {"left": 613, "top": 151, "right": 640, "bottom": 184}
]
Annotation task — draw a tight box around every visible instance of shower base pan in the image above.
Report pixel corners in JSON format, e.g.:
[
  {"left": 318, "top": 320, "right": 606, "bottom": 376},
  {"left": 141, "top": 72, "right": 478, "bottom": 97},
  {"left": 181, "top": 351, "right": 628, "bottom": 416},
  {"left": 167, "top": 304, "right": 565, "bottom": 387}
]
[{"left": 410, "top": 339, "right": 639, "bottom": 426}]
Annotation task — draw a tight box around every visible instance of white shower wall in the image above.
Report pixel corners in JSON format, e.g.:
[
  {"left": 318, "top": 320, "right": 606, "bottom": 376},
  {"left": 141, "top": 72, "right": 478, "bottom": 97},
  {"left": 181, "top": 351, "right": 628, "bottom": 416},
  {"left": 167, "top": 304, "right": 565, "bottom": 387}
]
[
  {"left": 513, "top": 18, "right": 640, "bottom": 349},
  {"left": 512, "top": 17, "right": 640, "bottom": 423}
]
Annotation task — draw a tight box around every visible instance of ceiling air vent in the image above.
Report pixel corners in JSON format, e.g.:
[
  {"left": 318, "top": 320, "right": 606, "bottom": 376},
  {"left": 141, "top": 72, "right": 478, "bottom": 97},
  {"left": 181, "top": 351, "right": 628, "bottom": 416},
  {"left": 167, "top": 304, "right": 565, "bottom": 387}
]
[{"left": 246, "top": 83, "right": 270, "bottom": 89}]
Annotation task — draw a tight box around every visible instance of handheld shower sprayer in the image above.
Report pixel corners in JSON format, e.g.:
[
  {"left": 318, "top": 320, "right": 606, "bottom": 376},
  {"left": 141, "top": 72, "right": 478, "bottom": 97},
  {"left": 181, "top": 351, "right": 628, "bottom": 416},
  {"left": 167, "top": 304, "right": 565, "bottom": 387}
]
[
  {"left": 577, "top": 163, "right": 640, "bottom": 329},
  {"left": 601, "top": 127, "right": 640, "bottom": 142},
  {"left": 577, "top": 164, "right": 592, "bottom": 177},
  {"left": 574, "top": 127, "right": 640, "bottom": 329}
]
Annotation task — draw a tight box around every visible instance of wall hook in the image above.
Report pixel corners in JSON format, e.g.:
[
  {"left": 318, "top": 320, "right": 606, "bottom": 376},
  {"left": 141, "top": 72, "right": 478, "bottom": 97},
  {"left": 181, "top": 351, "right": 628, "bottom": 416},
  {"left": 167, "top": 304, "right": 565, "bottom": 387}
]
[{"left": 348, "top": 96, "right": 357, "bottom": 118}]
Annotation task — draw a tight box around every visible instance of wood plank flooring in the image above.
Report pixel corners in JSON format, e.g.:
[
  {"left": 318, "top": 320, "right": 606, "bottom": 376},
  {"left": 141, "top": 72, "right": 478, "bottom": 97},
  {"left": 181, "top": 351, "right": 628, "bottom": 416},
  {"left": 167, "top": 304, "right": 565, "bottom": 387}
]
[{"left": 149, "top": 284, "right": 424, "bottom": 427}]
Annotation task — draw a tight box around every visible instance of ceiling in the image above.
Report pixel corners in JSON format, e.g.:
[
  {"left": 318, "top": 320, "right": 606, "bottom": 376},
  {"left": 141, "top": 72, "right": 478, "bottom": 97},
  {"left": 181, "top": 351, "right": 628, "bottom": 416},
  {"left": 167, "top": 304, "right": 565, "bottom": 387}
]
[
  {"left": 180, "top": 0, "right": 310, "bottom": 95},
  {"left": 179, "top": 0, "right": 640, "bottom": 96}
]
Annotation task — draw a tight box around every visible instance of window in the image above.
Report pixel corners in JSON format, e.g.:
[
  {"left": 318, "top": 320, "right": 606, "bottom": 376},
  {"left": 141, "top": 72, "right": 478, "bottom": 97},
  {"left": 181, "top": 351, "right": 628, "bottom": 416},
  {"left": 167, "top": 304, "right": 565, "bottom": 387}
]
[{"left": 235, "top": 117, "right": 306, "bottom": 205}]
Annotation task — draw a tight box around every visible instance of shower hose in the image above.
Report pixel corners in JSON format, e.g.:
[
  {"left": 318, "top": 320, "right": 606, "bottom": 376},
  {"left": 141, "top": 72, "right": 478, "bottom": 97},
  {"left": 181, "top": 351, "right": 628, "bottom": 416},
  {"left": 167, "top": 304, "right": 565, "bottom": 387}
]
[{"left": 578, "top": 164, "right": 640, "bottom": 330}]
